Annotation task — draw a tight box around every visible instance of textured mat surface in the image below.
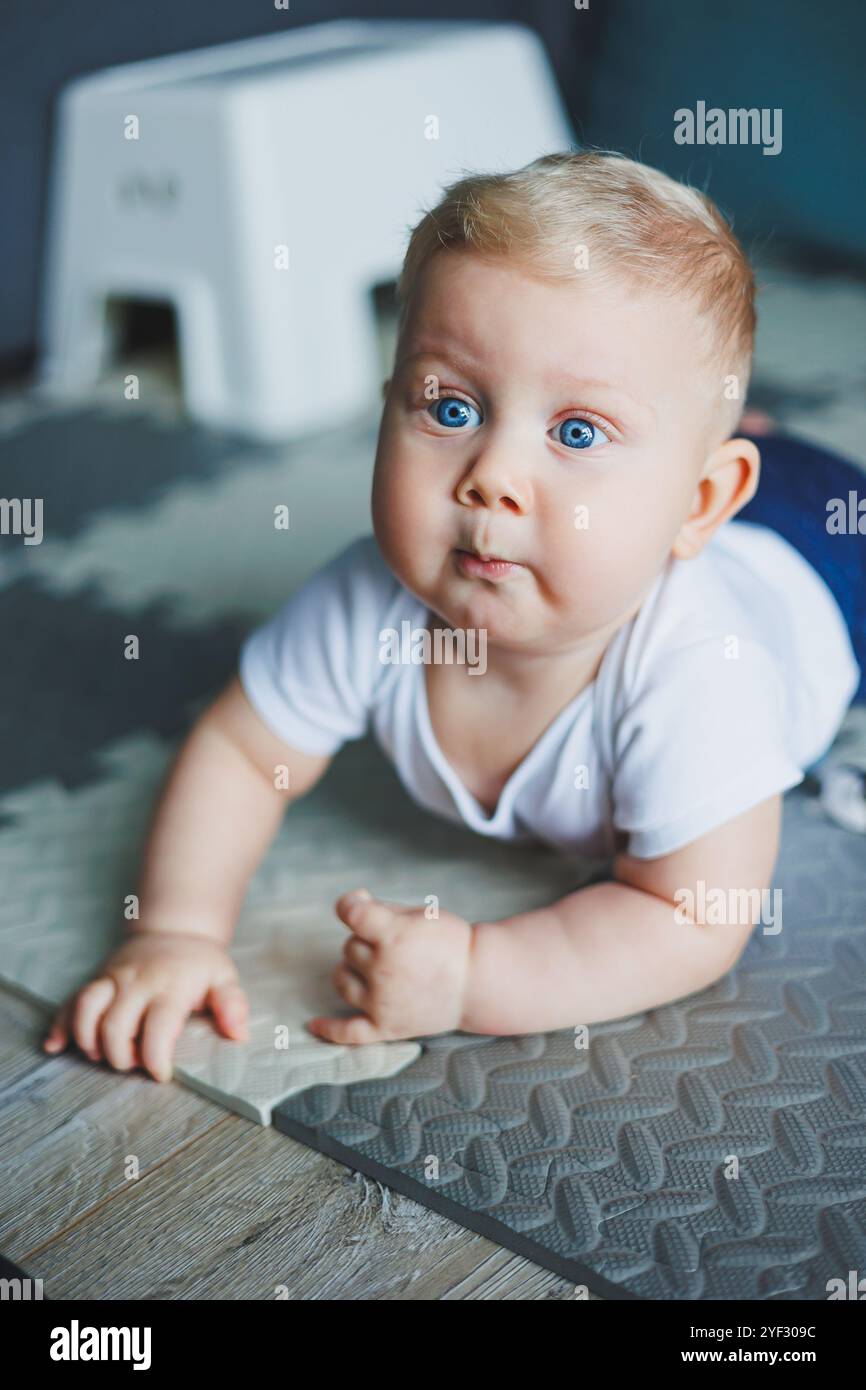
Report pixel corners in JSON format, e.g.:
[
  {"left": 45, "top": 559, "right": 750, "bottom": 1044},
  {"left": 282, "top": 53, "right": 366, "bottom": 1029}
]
[{"left": 275, "top": 790, "right": 866, "bottom": 1300}]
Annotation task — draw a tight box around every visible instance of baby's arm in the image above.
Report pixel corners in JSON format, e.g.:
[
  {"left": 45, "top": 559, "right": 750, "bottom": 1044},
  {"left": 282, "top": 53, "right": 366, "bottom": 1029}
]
[
  {"left": 128, "top": 675, "right": 329, "bottom": 944},
  {"left": 43, "top": 675, "right": 332, "bottom": 1079},
  {"left": 460, "top": 793, "right": 783, "bottom": 1033}
]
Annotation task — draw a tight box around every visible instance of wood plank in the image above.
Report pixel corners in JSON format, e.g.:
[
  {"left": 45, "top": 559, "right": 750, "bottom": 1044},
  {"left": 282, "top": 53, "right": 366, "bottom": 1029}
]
[
  {"left": 2, "top": 984, "right": 591, "bottom": 1299},
  {"left": 0, "top": 985, "right": 227, "bottom": 1260},
  {"left": 438, "top": 1248, "right": 598, "bottom": 1300},
  {"left": 0, "top": 985, "right": 53, "bottom": 1091},
  {"left": 25, "top": 1117, "right": 576, "bottom": 1299}
]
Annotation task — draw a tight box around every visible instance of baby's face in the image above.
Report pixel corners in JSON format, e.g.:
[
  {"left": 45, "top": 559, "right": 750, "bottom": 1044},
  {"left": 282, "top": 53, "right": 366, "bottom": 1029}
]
[{"left": 372, "top": 249, "right": 722, "bottom": 654}]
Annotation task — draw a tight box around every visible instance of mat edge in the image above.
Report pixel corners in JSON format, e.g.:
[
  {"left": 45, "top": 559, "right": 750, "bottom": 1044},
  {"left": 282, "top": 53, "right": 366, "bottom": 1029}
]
[{"left": 273, "top": 1110, "right": 642, "bottom": 1301}]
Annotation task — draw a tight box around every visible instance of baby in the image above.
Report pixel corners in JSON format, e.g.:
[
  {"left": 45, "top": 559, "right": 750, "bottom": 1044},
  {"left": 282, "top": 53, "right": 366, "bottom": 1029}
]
[{"left": 44, "top": 151, "right": 859, "bottom": 1081}]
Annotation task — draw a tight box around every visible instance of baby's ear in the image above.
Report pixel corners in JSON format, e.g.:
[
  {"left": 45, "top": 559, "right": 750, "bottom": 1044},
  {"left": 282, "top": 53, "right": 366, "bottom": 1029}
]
[
  {"left": 672, "top": 437, "right": 760, "bottom": 560},
  {"left": 381, "top": 377, "right": 391, "bottom": 401}
]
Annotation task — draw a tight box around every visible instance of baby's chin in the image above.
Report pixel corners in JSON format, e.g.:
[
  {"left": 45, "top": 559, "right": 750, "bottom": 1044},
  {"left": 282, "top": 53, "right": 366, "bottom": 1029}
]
[
  {"left": 412, "top": 565, "right": 545, "bottom": 644},
  {"left": 378, "top": 534, "right": 555, "bottom": 639}
]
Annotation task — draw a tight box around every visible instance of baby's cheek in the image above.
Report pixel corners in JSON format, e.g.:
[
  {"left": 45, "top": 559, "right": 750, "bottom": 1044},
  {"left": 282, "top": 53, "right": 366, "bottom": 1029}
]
[
  {"left": 375, "top": 453, "right": 424, "bottom": 525},
  {"left": 551, "top": 517, "right": 648, "bottom": 625},
  {"left": 372, "top": 469, "right": 416, "bottom": 559},
  {"left": 553, "top": 500, "right": 617, "bottom": 577}
]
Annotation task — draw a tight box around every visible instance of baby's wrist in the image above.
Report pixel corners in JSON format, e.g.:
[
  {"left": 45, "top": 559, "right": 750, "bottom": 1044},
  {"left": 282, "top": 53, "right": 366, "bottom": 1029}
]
[
  {"left": 127, "top": 904, "right": 233, "bottom": 945},
  {"left": 458, "top": 919, "right": 499, "bottom": 1032}
]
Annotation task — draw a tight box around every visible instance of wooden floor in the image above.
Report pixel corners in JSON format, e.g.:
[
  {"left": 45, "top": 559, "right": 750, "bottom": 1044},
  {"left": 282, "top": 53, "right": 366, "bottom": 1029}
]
[{"left": 0, "top": 986, "right": 593, "bottom": 1300}]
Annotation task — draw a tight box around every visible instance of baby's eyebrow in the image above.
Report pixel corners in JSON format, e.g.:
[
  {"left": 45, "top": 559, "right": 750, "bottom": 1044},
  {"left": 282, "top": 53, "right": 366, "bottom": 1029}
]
[
  {"left": 554, "top": 375, "right": 656, "bottom": 426},
  {"left": 401, "top": 350, "right": 655, "bottom": 426},
  {"left": 402, "top": 347, "right": 481, "bottom": 373}
]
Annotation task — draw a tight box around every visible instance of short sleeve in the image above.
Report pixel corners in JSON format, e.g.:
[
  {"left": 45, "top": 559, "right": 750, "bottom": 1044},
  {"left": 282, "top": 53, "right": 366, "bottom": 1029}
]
[
  {"left": 238, "top": 536, "right": 395, "bottom": 757},
  {"left": 611, "top": 638, "right": 805, "bottom": 859}
]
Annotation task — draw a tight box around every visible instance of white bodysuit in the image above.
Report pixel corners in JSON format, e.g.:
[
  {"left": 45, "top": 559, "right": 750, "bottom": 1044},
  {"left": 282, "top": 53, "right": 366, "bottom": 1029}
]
[{"left": 239, "top": 522, "right": 860, "bottom": 861}]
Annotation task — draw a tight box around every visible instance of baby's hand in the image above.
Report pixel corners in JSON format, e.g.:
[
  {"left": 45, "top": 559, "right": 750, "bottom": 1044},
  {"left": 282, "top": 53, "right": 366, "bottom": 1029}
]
[
  {"left": 42, "top": 931, "right": 249, "bottom": 1082},
  {"left": 307, "top": 889, "right": 473, "bottom": 1044}
]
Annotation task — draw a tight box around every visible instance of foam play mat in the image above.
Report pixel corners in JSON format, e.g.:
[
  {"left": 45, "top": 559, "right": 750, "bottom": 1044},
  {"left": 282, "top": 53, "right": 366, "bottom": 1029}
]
[{"left": 274, "top": 789, "right": 866, "bottom": 1299}]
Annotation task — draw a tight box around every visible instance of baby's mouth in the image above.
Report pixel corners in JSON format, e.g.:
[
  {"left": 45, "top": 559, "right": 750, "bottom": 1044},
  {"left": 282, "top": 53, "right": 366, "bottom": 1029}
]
[{"left": 453, "top": 548, "right": 523, "bottom": 581}]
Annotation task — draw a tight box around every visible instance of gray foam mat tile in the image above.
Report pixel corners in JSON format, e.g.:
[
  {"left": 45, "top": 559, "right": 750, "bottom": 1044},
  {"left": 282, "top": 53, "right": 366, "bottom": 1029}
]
[
  {"left": 0, "top": 407, "right": 251, "bottom": 540},
  {"left": 0, "top": 578, "right": 243, "bottom": 798},
  {"left": 274, "top": 790, "right": 866, "bottom": 1300}
]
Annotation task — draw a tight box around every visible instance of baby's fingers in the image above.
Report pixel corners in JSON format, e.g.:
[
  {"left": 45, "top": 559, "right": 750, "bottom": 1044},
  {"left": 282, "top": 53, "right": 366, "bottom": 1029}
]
[
  {"left": 71, "top": 977, "right": 118, "bottom": 1062},
  {"left": 332, "top": 963, "right": 368, "bottom": 1010},
  {"left": 43, "top": 999, "right": 72, "bottom": 1054},
  {"left": 139, "top": 998, "right": 191, "bottom": 1083},
  {"left": 208, "top": 981, "right": 250, "bottom": 1042},
  {"left": 100, "top": 988, "right": 152, "bottom": 1072},
  {"left": 306, "top": 1013, "right": 386, "bottom": 1046}
]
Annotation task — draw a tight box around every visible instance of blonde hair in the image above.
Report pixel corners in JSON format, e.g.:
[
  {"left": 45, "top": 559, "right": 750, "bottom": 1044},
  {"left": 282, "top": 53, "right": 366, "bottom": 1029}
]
[{"left": 396, "top": 150, "right": 756, "bottom": 437}]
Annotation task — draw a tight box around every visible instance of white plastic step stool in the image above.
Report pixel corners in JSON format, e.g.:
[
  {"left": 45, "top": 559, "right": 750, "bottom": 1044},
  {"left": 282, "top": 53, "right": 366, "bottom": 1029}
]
[{"left": 38, "top": 19, "right": 574, "bottom": 441}]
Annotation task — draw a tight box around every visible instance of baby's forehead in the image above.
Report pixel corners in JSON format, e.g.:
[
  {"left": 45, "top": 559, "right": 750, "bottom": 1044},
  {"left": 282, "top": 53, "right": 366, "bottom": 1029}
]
[
  {"left": 405, "top": 264, "right": 712, "bottom": 390},
  {"left": 415, "top": 250, "right": 707, "bottom": 346}
]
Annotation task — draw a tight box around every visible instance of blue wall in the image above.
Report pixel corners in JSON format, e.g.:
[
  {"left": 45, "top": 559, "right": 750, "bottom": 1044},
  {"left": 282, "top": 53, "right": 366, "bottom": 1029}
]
[
  {"left": 2, "top": 0, "right": 863, "bottom": 372},
  {"left": 581, "top": 0, "right": 866, "bottom": 265}
]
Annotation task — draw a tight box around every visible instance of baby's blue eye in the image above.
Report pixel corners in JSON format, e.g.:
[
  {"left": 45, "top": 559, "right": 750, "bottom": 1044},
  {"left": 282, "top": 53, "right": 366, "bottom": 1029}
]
[
  {"left": 429, "top": 396, "right": 482, "bottom": 429},
  {"left": 557, "top": 417, "right": 609, "bottom": 449}
]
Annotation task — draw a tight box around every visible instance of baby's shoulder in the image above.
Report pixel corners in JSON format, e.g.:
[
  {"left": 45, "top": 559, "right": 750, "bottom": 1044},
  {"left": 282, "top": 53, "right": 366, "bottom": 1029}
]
[
  {"left": 607, "top": 523, "right": 792, "bottom": 708},
  {"left": 294, "top": 535, "right": 424, "bottom": 682},
  {"left": 305, "top": 533, "right": 406, "bottom": 619},
  {"left": 641, "top": 523, "right": 799, "bottom": 652},
  {"left": 327, "top": 531, "right": 395, "bottom": 590}
]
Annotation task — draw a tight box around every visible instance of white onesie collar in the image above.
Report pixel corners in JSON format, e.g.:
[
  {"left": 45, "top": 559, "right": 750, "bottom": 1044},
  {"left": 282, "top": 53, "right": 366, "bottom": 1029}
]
[{"left": 412, "top": 630, "right": 596, "bottom": 835}]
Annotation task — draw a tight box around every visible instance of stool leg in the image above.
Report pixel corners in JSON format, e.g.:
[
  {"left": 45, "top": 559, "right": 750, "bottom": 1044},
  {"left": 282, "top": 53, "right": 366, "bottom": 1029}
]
[{"left": 39, "top": 285, "right": 108, "bottom": 396}]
